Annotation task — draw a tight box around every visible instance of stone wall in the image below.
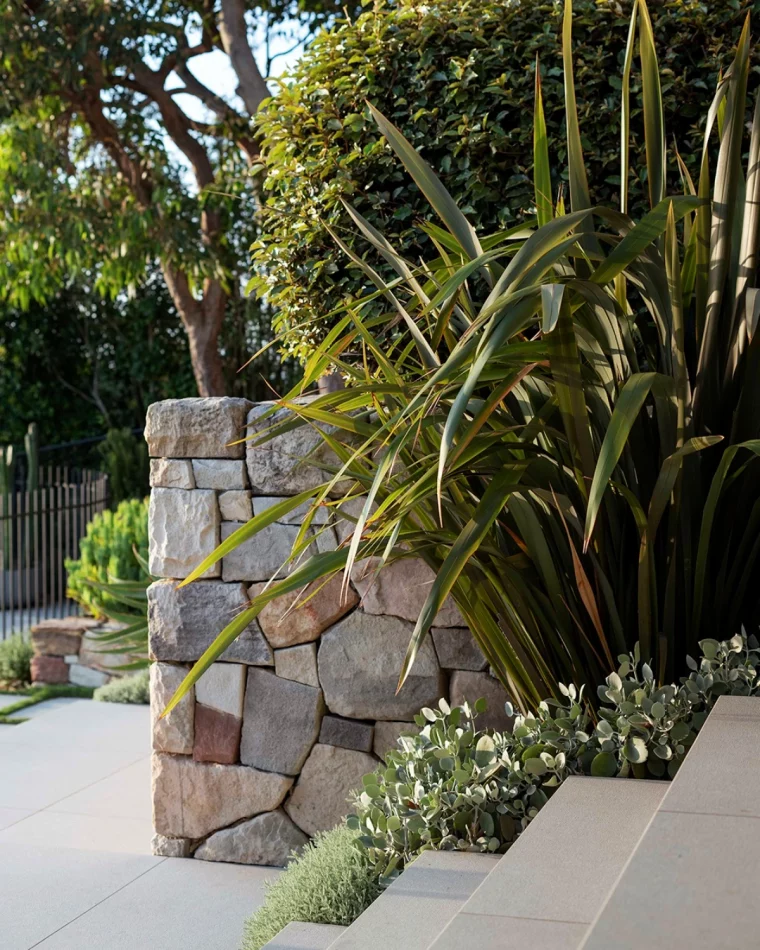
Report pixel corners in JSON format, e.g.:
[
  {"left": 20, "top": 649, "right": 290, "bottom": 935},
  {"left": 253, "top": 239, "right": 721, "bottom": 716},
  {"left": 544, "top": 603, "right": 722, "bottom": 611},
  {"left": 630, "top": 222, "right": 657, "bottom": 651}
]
[
  {"left": 146, "top": 397, "right": 510, "bottom": 866},
  {"left": 30, "top": 616, "right": 123, "bottom": 687}
]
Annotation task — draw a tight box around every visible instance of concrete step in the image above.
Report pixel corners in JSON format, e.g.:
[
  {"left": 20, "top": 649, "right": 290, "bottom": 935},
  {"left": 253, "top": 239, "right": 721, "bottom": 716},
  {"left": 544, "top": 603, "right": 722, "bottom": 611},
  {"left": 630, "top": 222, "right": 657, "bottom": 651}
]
[
  {"left": 329, "top": 850, "right": 499, "bottom": 950},
  {"left": 429, "top": 775, "right": 666, "bottom": 949},
  {"left": 262, "top": 921, "right": 347, "bottom": 949},
  {"left": 580, "top": 695, "right": 760, "bottom": 949}
]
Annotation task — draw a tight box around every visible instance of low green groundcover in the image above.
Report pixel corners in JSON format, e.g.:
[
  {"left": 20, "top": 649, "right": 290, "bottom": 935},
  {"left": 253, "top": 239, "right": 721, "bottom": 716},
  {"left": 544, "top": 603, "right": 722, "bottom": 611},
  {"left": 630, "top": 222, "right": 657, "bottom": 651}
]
[
  {"left": 241, "top": 825, "right": 383, "bottom": 950},
  {"left": 93, "top": 669, "right": 150, "bottom": 704}
]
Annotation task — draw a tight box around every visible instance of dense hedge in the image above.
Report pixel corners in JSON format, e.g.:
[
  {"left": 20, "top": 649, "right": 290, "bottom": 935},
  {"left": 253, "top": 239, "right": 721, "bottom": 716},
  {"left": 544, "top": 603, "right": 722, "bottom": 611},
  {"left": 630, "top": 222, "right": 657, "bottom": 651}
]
[{"left": 252, "top": 0, "right": 757, "bottom": 361}]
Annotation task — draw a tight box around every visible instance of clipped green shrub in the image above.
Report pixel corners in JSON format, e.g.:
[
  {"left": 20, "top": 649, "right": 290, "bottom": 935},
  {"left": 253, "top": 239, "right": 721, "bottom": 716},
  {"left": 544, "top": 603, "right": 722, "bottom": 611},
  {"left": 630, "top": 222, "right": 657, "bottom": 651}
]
[
  {"left": 253, "top": 0, "right": 757, "bottom": 359},
  {"left": 66, "top": 497, "right": 149, "bottom": 619},
  {"left": 98, "top": 428, "right": 150, "bottom": 505},
  {"left": 93, "top": 669, "right": 150, "bottom": 704},
  {"left": 0, "top": 633, "right": 33, "bottom": 685},
  {"left": 349, "top": 634, "right": 760, "bottom": 881},
  {"left": 241, "top": 825, "right": 383, "bottom": 950}
]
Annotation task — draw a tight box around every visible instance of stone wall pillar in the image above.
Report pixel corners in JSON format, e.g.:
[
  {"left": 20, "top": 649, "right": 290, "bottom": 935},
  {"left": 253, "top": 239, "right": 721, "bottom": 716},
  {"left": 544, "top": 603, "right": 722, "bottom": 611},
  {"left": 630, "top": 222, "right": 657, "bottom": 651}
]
[{"left": 145, "top": 397, "right": 509, "bottom": 866}]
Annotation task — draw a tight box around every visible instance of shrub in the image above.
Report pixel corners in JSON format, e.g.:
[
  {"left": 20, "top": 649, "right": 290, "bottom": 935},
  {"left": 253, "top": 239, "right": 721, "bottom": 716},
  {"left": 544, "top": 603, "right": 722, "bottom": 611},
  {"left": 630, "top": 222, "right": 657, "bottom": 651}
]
[
  {"left": 253, "top": 0, "right": 757, "bottom": 360},
  {"left": 97, "top": 428, "right": 150, "bottom": 505},
  {"left": 241, "top": 825, "right": 383, "bottom": 950},
  {"left": 93, "top": 669, "right": 150, "bottom": 704},
  {"left": 0, "top": 633, "right": 33, "bottom": 685},
  {"left": 349, "top": 634, "right": 760, "bottom": 880}
]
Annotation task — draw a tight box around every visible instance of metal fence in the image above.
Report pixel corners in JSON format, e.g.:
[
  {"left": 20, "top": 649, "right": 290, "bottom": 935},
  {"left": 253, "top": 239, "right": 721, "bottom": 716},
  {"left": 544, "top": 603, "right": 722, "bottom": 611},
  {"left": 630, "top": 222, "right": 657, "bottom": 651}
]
[{"left": 0, "top": 467, "right": 109, "bottom": 638}]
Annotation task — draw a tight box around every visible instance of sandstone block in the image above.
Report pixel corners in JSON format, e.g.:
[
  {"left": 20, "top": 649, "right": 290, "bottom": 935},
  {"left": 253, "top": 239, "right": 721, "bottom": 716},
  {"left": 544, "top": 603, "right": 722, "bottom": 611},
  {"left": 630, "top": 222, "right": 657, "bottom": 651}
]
[
  {"left": 252, "top": 496, "right": 330, "bottom": 525},
  {"left": 148, "top": 579, "right": 272, "bottom": 666},
  {"left": 431, "top": 627, "right": 488, "bottom": 671},
  {"left": 150, "top": 458, "right": 195, "bottom": 490},
  {"left": 148, "top": 488, "right": 220, "bottom": 579},
  {"left": 219, "top": 490, "right": 253, "bottom": 522},
  {"left": 152, "top": 753, "right": 292, "bottom": 838},
  {"left": 145, "top": 398, "right": 252, "bottom": 459},
  {"left": 274, "top": 644, "right": 319, "bottom": 688},
  {"left": 151, "top": 833, "right": 192, "bottom": 858},
  {"left": 31, "top": 616, "right": 100, "bottom": 634},
  {"left": 250, "top": 572, "right": 358, "bottom": 649},
  {"left": 30, "top": 629, "right": 81, "bottom": 657},
  {"left": 319, "top": 716, "right": 374, "bottom": 753},
  {"left": 151, "top": 662, "right": 194, "bottom": 755},
  {"left": 285, "top": 744, "right": 377, "bottom": 837},
  {"left": 449, "top": 670, "right": 513, "bottom": 732},
  {"left": 69, "top": 664, "right": 109, "bottom": 687},
  {"left": 318, "top": 612, "right": 445, "bottom": 720},
  {"left": 240, "top": 669, "right": 324, "bottom": 776},
  {"left": 192, "top": 458, "right": 248, "bottom": 490},
  {"left": 193, "top": 704, "right": 242, "bottom": 765},
  {"left": 194, "top": 809, "right": 308, "bottom": 867},
  {"left": 220, "top": 521, "right": 307, "bottom": 582},
  {"left": 246, "top": 400, "right": 344, "bottom": 494},
  {"left": 353, "top": 557, "right": 464, "bottom": 627},
  {"left": 31, "top": 654, "right": 68, "bottom": 684},
  {"left": 373, "top": 721, "right": 421, "bottom": 761},
  {"left": 196, "top": 662, "right": 246, "bottom": 718}
]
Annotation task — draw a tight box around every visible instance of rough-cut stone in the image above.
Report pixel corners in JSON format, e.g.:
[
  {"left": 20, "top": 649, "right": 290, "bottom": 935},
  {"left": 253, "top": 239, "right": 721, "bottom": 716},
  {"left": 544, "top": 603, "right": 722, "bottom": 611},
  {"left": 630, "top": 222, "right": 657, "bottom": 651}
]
[
  {"left": 250, "top": 572, "right": 358, "bottom": 649},
  {"left": 219, "top": 490, "right": 253, "bottom": 522},
  {"left": 353, "top": 557, "right": 464, "bottom": 627},
  {"left": 68, "top": 664, "right": 109, "bottom": 687},
  {"left": 285, "top": 744, "right": 377, "bottom": 836},
  {"left": 78, "top": 631, "right": 142, "bottom": 674},
  {"left": 314, "top": 526, "right": 339, "bottom": 554},
  {"left": 220, "top": 521, "right": 307, "bottom": 582},
  {"left": 145, "top": 397, "right": 252, "bottom": 459},
  {"left": 193, "top": 703, "right": 242, "bottom": 764},
  {"left": 252, "top": 496, "right": 330, "bottom": 525},
  {"left": 30, "top": 629, "right": 82, "bottom": 657},
  {"left": 431, "top": 627, "right": 488, "bottom": 671},
  {"left": 151, "top": 662, "right": 194, "bottom": 755},
  {"left": 194, "top": 809, "right": 308, "bottom": 867},
  {"left": 274, "top": 644, "right": 319, "bottom": 688},
  {"left": 318, "top": 612, "right": 445, "bottom": 720},
  {"left": 152, "top": 753, "right": 292, "bottom": 838},
  {"left": 192, "top": 458, "right": 248, "bottom": 490},
  {"left": 148, "top": 579, "right": 273, "bottom": 666},
  {"left": 149, "top": 488, "right": 220, "bottom": 579},
  {"left": 196, "top": 662, "right": 246, "bottom": 717},
  {"left": 246, "top": 400, "right": 344, "bottom": 494},
  {"left": 373, "top": 721, "right": 421, "bottom": 761},
  {"left": 31, "top": 616, "right": 100, "bottom": 634},
  {"left": 150, "top": 458, "right": 195, "bottom": 490},
  {"left": 240, "top": 669, "right": 324, "bottom": 775},
  {"left": 319, "top": 715, "right": 374, "bottom": 753},
  {"left": 31, "top": 654, "right": 68, "bottom": 684},
  {"left": 151, "top": 833, "right": 192, "bottom": 858},
  {"left": 449, "top": 670, "right": 513, "bottom": 732}
]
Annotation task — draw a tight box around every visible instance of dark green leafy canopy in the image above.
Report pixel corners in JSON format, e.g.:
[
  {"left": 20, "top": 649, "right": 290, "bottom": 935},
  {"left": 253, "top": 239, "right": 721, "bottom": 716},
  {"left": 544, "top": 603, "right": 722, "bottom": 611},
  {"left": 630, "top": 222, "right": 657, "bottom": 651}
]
[{"left": 253, "top": 0, "right": 758, "bottom": 360}]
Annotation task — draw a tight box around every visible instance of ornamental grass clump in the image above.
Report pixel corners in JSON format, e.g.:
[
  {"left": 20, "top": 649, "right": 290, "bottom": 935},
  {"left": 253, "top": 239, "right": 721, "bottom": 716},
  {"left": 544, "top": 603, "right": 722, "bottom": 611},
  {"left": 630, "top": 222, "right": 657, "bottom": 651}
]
[{"left": 164, "top": 0, "right": 760, "bottom": 724}]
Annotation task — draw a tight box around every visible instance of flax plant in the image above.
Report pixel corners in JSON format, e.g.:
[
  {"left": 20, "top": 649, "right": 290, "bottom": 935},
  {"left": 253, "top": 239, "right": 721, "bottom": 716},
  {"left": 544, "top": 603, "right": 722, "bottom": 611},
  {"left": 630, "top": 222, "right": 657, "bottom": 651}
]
[{"left": 165, "top": 0, "right": 760, "bottom": 717}]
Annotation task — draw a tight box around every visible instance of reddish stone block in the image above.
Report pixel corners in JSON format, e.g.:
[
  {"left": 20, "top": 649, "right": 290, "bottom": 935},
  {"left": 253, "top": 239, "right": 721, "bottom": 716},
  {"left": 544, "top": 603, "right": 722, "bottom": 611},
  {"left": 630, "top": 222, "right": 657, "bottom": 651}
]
[
  {"left": 31, "top": 655, "right": 69, "bottom": 685},
  {"left": 193, "top": 703, "right": 242, "bottom": 765}
]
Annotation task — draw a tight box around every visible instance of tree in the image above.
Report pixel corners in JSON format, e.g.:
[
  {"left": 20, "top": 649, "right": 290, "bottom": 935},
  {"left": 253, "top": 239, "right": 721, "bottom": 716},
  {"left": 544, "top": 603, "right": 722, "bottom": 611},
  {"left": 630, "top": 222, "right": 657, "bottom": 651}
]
[{"left": 0, "top": 1, "right": 337, "bottom": 394}]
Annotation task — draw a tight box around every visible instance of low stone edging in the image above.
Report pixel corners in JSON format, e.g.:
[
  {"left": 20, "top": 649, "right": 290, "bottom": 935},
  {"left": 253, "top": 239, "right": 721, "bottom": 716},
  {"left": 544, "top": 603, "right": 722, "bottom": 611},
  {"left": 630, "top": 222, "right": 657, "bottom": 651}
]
[{"left": 30, "top": 616, "right": 123, "bottom": 688}]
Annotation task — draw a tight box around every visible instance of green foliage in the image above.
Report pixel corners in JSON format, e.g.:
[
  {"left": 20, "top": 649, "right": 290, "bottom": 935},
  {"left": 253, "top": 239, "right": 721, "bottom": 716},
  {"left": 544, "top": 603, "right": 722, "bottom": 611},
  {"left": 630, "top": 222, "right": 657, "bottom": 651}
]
[
  {"left": 170, "top": 0, "right": 760, "bottom": 718},
  {"left": 0, "top": 634, "right": 33, "bottom": 685},
  {"left": 350, "top": 634, "right": 760, "bottom": 880},
  {"left": 253, "top": 0, "right": 759, "bottom": 360},
  {"left": 98, "top": 429, "right": 150, "bottom": 505},
  {"left": 93, "top": 669, "right": 150, "bottom": 705},
  {"left": 241, "top": 825, "right": 383, "bottom": 950}
]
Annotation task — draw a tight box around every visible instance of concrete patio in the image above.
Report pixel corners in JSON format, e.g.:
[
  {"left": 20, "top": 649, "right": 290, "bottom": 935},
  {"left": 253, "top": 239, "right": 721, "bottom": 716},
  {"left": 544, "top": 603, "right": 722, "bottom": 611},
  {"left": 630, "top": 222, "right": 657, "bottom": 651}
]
[{"left": 0, "top": 696, "right": 276, "bottom": 950}]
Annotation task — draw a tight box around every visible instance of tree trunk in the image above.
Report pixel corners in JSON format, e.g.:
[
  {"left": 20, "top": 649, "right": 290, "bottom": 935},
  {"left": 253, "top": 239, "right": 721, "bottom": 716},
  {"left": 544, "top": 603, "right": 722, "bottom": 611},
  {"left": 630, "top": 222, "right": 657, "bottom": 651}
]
[{"left": 162, "top": 265, "right": 228, "bottom": 396}]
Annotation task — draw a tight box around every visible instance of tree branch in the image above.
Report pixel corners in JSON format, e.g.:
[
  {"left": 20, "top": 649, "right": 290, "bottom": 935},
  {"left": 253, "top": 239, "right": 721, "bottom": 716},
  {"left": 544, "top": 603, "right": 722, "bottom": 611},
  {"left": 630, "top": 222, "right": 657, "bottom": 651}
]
[{"left": 217, "top": 0, "right": 270, "bottom": 115}]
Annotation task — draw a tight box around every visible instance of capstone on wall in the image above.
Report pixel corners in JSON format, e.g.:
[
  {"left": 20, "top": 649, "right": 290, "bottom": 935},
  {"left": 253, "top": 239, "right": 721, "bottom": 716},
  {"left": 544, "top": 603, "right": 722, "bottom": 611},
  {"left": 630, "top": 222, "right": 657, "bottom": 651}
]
[{"left": 146, "top": 397, "right": 510, "bottom": 866}]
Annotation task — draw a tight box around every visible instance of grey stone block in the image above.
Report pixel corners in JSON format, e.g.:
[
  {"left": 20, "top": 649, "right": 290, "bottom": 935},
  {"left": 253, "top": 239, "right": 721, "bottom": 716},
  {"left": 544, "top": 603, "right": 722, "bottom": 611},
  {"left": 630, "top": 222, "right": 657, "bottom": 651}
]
[
  {"left": 353, "top": 557, "right": 464, "bottom": 627},
  {"left": 449, "top": 670, "right": 513, "bottom": 732},
  {"left": 151, "top": 833, "right": 192, "bottom": 858},
  {"left": 219, "top": 490, "right": 253, "bottom": 522},
  {"left": 318, "top": 612, "right": 445, "bottom": 721},
  {"left": 192, "top": 458, "right": 248, "bottom": 490},
  {"left": 221, "top": 521, "right": 308, "bottom": 582},
  {"left": 318, "top": 715, "right": 374, "bottom": 753},
  {"left": 150, "top": 458, "right": 195, "bottom": 490},
  {"left": 194, "top": 809, "right": 308, "bottom": 867},
  {"left": 275, "top": 643, "right": 320, "bottom": 688},
  {"left": 148, "top": 579, "right": 273, "bottom": 666},
  {"left": 145, "top": 397, "right": 252, "bottom": 459},
  {"left": 431, "top": 627, "right": 488, "bottom": 671},
  {"left": 240, "top": 668, "right": 324, "bottom": 775},
  {"left": 151, "top": 662, "right": 194, "bottom": 754}
]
